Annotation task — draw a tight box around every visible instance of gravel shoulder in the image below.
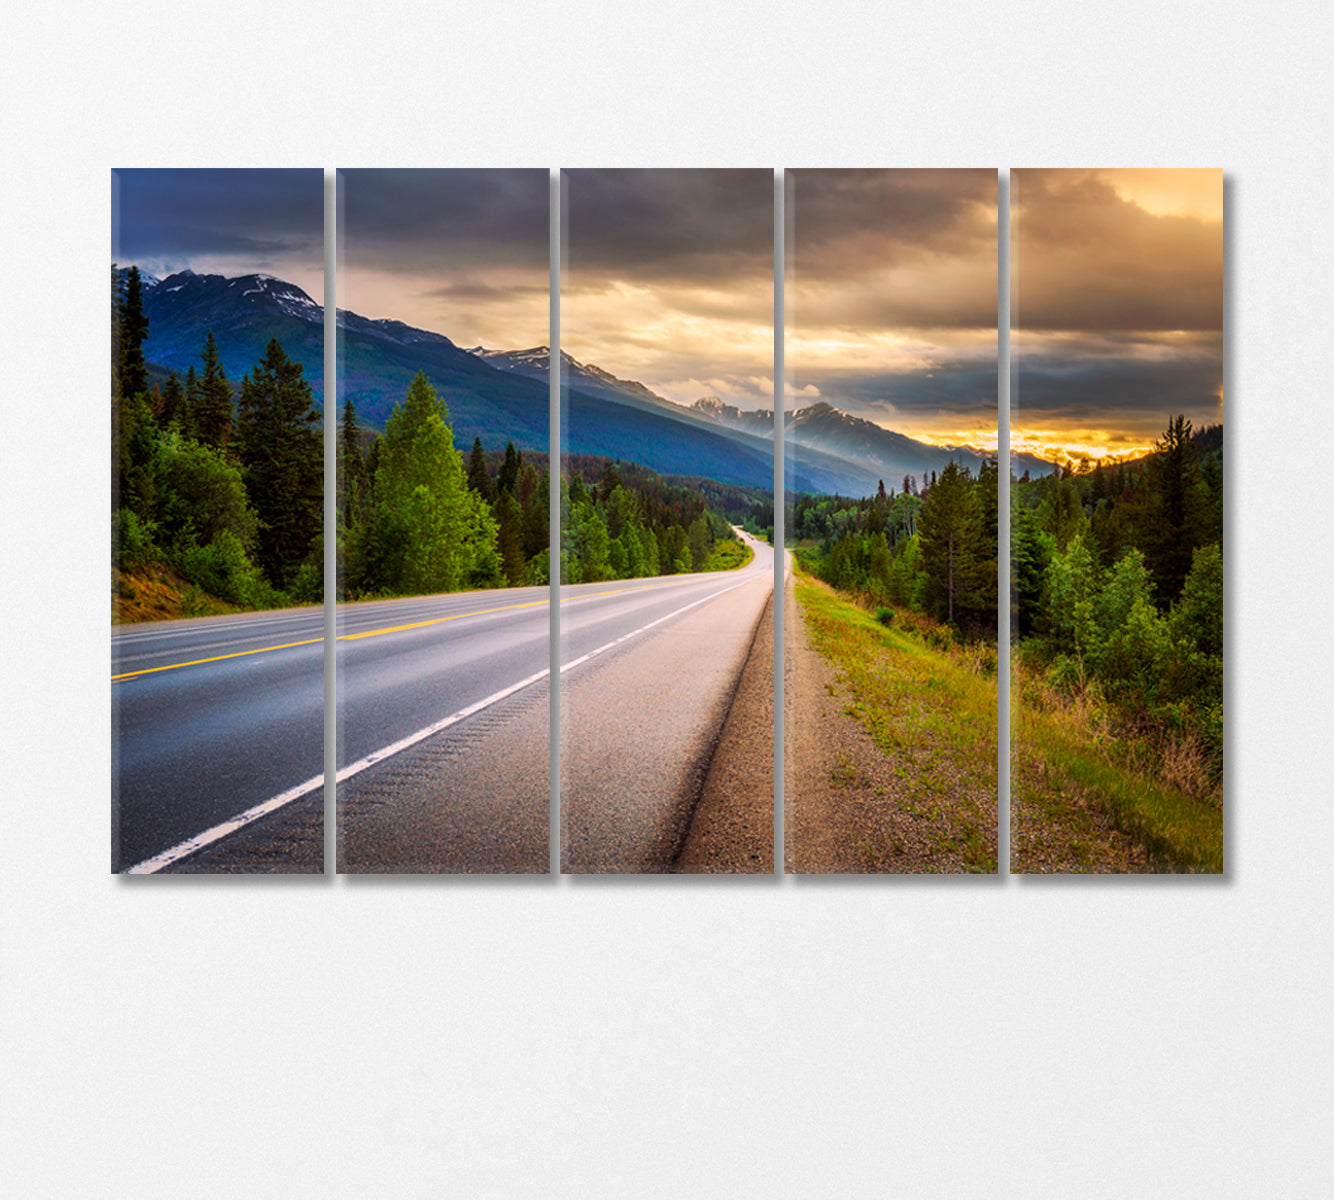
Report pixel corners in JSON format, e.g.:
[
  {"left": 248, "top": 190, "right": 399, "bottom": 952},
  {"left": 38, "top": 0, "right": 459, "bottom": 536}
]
[
  {"left": 672, "top": 592, "right": 775, "bottom": 873},
  {"left": 783, "top": 571, "right": 998, "bottom": 875}
]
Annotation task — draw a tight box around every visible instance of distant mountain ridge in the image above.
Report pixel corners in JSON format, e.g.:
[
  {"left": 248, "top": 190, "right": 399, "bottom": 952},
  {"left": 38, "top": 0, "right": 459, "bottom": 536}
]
[
  {"left": 471, "top": 346, "right": 682, "bottom": 416},
  {"left": 129, "top": 267, "right": 328, "bottom": 400},
  {"left": 119, "top": 265, "right": 1057, "bottom": 494},
  {"left": 689, "top": 395, "right": 1056, "bottom": 484}
]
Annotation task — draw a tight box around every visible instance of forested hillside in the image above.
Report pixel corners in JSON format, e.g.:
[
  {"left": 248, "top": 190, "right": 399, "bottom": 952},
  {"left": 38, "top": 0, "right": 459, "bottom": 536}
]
[
  {"left": 338, "top": 389, "right": 749, "bottom": 598},
  {"left": 792, "top": 416, "right": 1224, "bottom": 864},
  {"left": 113, "top": 264, "right": 753, "bottom": 620},
  {"left": 112, "top": 266, "right": 323, "bottom": 616},
  {"left": 1012, "top": 418, "right": 1224, "bottom": 797}
]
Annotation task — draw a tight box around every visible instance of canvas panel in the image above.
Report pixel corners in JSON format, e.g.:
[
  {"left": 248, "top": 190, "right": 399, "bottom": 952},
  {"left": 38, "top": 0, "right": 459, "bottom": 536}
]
[
  {"left": 782, "top": 168, "right": 1000, "bottom": 875},
  {"left": 558, "top": 168, "right": 777, "bottom": 875},
  {"left": 1009, "top": 168, "right": 1224, "bottom": 874},
  {"left": 334, "top": 169, "right": 552, "bottom": 874},
  {"left": 111, "top": 168, "right": 326, "bottom": 874}
]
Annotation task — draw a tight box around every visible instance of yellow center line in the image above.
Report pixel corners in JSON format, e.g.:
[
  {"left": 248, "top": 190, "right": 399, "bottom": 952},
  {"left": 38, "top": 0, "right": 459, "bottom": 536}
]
[
  {"left": 336, "top": 597, "right": 548, "bottom": 640},
  {"left": 110, "top": 579, "right": 684, "bottom": 681}
]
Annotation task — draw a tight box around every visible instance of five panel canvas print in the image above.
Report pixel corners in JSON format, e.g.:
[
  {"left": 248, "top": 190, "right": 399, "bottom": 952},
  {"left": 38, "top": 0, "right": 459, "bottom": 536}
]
[{"left": 111, "top": 168, "right": 1223, "bottom": 876}]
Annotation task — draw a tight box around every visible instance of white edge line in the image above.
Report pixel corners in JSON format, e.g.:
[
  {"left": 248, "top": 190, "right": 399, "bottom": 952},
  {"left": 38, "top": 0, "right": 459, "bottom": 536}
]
[{"left": 124, "top": 574, "right": 762, "bottom": 875}]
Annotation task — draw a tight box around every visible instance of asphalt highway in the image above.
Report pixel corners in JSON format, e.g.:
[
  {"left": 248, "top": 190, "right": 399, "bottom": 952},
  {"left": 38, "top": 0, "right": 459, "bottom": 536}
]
[{"left": 113, "top": 529, "right": 774, "bottom": 873}]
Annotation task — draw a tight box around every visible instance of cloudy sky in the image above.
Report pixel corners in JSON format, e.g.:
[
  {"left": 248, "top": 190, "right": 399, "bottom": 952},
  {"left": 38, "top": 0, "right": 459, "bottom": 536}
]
[
  {"left": 338, "top": 169, "right": 549, "bottom": 347},
  {"left": 112, "top": 169, "right": 325, "bottom": 295},
  {"left": 786, "top": 168, "right": 998, "bottom": 445},
  {"left": 561, "top": 169, "right": 774, "bottom": 408},
  {"left": 113, "top": 168, "right": 1221, "bottom": 465},
  {"left": 1013, "top": 168, "right": 1224, "bottom": 463}
]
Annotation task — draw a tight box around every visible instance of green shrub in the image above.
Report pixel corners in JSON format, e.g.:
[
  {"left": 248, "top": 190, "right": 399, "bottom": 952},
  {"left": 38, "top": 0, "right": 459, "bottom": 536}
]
[
  {"left": 178, "top": 530, "right": 268, "bottom": 607},
  {"left": 288, "top": 559, "right": 323, "bottom": 605},
  {"left": 112, "top": 507, "right": 158, "bottom": 570},
  {"left": 524, "top": 548, "right": 551, "bottom": 586}
]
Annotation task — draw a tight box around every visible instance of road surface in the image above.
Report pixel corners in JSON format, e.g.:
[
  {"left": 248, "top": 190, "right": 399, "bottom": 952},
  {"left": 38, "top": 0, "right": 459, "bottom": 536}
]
[{"left": 113, "top": 530, "right": 774, "bottom": 874}]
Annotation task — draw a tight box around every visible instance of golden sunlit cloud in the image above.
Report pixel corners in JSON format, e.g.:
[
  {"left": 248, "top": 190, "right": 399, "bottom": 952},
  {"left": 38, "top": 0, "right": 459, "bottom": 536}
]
[
  {"left": 342, "top": 265, "right": 550, "bottom": 350},
  {"left": 1102, "top": 168, "right": 1224, "bottom": 221},
  {"left": 563, "top": 278, "right": 774, "bottom": 407}
]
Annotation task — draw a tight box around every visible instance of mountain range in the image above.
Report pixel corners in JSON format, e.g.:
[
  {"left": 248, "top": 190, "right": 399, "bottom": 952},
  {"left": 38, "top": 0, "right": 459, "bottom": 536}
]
[{"left": 122, "top": 266, "right": 1055, "bottom": 495}]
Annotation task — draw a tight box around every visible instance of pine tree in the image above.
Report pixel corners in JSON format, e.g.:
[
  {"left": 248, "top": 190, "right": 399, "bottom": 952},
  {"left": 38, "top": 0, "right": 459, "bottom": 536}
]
[
  {"left": 111, "top": 265, "right": 124, "bottom": 402},
  {"left": 522, "top": 469, "right": 550, "bottom": 560},
  {"left": 495, "top": 491, "right": 525, "bottom": 585},
  {"left": 688, "top": 516, "right": 713, "bottom": 570},
  {"left": 119, "top": 266, "right": 149, "bottom": 400},
  {"left": 1010, "top": 499, "right": 1047, "bottom": 638},
  {"left": 183, "top": 365, "right": 199, "bottom": 439},
  {"left": 498, "top": 441, "right": 521, "bottom": 497},
  {"left": 339, "top": 398, "right": 367, "bottom": 523},
  {"left": 969, "top": 458, "right": 999, "bottom": 634},
  {"left": 374, "top": 372, "right": 498, "bottom": 595},
  {"left": 1141, "top": 414, "right": 1207, "bottom": 605},
  {"left": 917, "top": 461, "right": 980, "bottom": 626},
  {"left": 195, "top": 332, "right": 234, "bottom": 448},
  {"left": 597, "top": 460, "right": 622, "bottom": 504},
  {"left": 159, "top": 372, "right": 185, "bottom": 430},
  {"left": 235, "top": 339, "right": 322, "bottom": 590},
  {"left": 467, "top": 437, "right": 495, "bottom": 502}
]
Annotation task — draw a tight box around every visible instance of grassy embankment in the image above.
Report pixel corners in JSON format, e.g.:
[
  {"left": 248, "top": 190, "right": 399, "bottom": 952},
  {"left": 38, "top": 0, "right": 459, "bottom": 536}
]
[
  {"left": 113, "top": 563, "right": 242, "bottom": 623},
  {"left": 795, "top": 559, "right": 1221, "bottom": 873},
  {"left": 794, "top": 563, "right": 997, "bottom": 872},
  {"left": 1011, "top": 662, "right": 1222, "bottom": 873}
]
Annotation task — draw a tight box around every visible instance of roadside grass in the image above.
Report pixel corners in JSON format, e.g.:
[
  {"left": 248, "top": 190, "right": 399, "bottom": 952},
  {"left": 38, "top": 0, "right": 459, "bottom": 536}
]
[
  {"left": 796, "top": 570, "right": 999, "bottom": 766},
  {"left": 1011, "top": 660, "right": 1223, "bottom": 873},
  {"left": 706, "top": 538, "right": 753, "bottom": 571},
  {"left": 794, "top": 564, "right": 998, "bottom": 873}
]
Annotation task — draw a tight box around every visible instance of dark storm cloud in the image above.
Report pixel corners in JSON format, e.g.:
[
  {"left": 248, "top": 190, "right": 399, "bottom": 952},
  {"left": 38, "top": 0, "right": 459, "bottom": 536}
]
[
  {"left": 799, "top": 364, "right": 1000, "bottom": 424},
  {"left": 339, "top": 168, "right": 549, "bottom": 270},
  {"left": 424, "top": 278, "right": 551, "bottom": 303},
  {"left": 562, "top": 169, "right": 773, "bottom": 284},
  {"left": 790, "top": 168, "right": 997, "bottom": 268},
  {"left": 112, "top": 169, "right": 324, "bottom": 264},
  {"left": 1012, "top": 350, "right": 1223, "bottom": 425},
  {"left": 788, "top": 168, "right": 997, "bottom": 330},
  {"left": 1013, "top": 169, "right": 1223, "bottom": 333}
]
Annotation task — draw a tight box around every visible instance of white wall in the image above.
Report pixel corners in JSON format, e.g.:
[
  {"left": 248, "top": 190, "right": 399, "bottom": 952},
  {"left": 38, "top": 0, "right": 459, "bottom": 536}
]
[{"left": 3, "top": 3, "right": 1330, "bottom": 1196}]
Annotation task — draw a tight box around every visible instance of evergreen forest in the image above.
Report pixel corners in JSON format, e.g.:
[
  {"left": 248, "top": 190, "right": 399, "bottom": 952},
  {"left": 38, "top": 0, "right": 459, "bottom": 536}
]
[
  {"left": 338, "top": 389, "right": 751, "bottom": 598},
  {"left": 1012, "top": 420, "right": 1224, "bottom": 794}
]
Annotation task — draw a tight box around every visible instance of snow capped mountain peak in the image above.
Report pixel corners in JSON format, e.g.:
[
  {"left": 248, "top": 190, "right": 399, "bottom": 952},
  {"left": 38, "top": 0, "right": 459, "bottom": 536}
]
[{"left": 114, "top": 264, "right": 162, "bottom": 290}]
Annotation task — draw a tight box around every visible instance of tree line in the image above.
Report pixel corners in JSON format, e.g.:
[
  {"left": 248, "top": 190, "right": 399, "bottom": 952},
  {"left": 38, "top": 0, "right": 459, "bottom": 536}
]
[
  {"left": 338, "top": 393, "right": 743, "bottom": 597},
  {"left": 793, "top": 459, "right": 1000, "bottom": 640},
  {"left": 112, "top": 265, "right": 322, "bottom": 608},
  {"left": 793, "top": 416, "right": 1223, "bottom": 789}
]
